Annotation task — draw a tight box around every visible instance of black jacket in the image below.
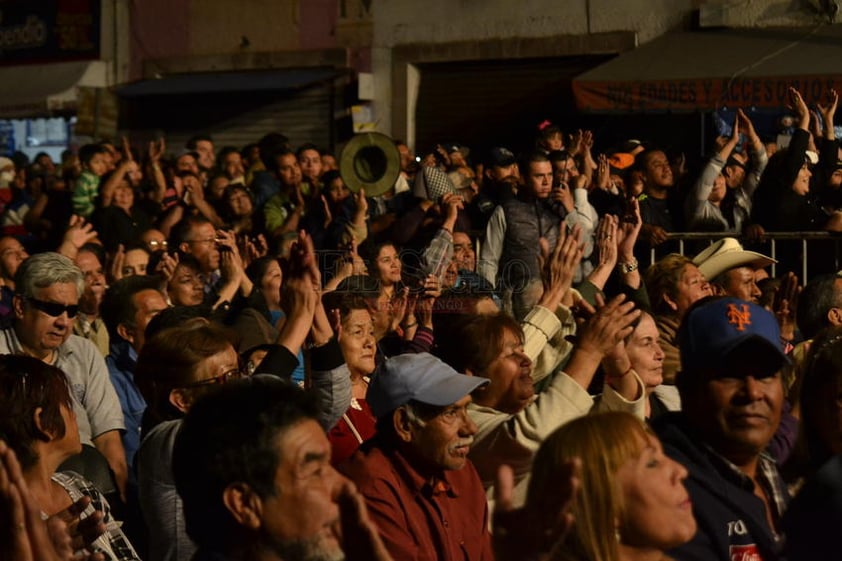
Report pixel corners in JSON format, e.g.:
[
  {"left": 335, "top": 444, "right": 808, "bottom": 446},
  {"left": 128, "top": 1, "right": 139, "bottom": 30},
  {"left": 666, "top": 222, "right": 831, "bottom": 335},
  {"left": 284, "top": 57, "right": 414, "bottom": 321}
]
[{"left": 652, "top": 413, "right": 785, "bottom": 561}]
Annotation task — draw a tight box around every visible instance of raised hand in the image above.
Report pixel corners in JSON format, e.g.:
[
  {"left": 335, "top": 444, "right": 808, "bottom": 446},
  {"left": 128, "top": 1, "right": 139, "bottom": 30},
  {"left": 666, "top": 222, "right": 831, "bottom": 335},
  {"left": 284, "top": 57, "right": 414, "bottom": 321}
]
[
  {"left": 493, "top": 462, "right": 580, "bottom": 561},
  {"left": 567, "top": 129, "right": 584, "bottom": 156},
  {"left": 730, "top": 115, "right": 740, "bottom": 144},
  {"left": 594, "top": 214, "right": 619, "bottom": 270},
  {"left": 147, "top": 138, "right": 165, "bottom": 164},
  {"left": 773, "top": 271, "right": 800, "bottom": 342},
  {"left": 276, "top": 231, "right": 323, "bottom": 355},
  {"left": 320, "top": 195, "right": 333, "bottom": 228},
  {"left": 789, "top": 87, "right": 810, "bottom": 129},
  {"left": 65, "top": 215, "right": 97, "bottom": 247},
  {"left": 640, "top": 223, "right": 669, "bottom": 247},
  {"left": 743, "top": 222, "right": 766, "bottom": 243},
  {"left": 245, "top": 234, "right": 268, "bottom": 264},
  {"left": 817, "top": 89, "right": 839, "bottom": 120},
  {"left": 281, "top": 231, "right": 321, "bottom": 316},
  {"left": 817, "top": 89, "right": 839, "bottom": 138},
  {"left": 219, "top": 246, "right": 242, "bottom": 284},
  {"left": 441, "top": 192, "right": 464, "bottom": 223},
  {"left": 57, "top": 215, "right": 98, "bottom": 258},
  {"left": 582, "top": 130, "right": 594, "bottom": 151},
  {"left": 354, "top": 187, "right": 368, "bottom": 215},
  {"left": 551, "top": 180, "right": 575, "bottom": 213},
  {"left": 538, "top": 223, "right": 583, "bottom": 312},
  {"left": 155, "top": 251, "right": 179, "bottom": 283},
  {"left": 388, "top": 287, "right": 410, "bottom": 334},
  {"left": 108, "top": 244, "right": 126, "bottom": 283},
  {"left": 617, "top": 197, "right": 643, "bottom": 257},
  {"left": 596, "top": 154, "right": 610, "bottom": 191},
  {"left": 576, "top": 294, "right": 641, "bottom": 359},
  {"left": 736, "top": 108, "right": 759, "bottom": 142},
  {"left": 120, "top": 136, "right": 133, "bottom": 162},
  {"left": 347, "top": 238, "right": 367, "bottom": 276}
]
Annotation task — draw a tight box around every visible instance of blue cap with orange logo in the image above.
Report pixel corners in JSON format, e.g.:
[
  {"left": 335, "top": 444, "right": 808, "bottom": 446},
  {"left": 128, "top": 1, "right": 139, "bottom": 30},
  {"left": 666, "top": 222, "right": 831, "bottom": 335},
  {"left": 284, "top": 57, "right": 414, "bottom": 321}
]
[{"left": 678, "top": 297, "right": 789, "bottom": 375}]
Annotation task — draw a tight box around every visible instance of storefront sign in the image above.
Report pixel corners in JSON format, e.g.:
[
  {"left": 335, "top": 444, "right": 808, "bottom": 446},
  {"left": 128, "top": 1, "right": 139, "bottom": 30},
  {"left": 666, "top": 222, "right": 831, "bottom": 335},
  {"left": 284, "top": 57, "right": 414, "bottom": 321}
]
[
  {"left": 574, "top": 75, "right": 841, "bottom": 112},
  {"left": 0, "top": 0, "right": 100, "bottom": 65}
]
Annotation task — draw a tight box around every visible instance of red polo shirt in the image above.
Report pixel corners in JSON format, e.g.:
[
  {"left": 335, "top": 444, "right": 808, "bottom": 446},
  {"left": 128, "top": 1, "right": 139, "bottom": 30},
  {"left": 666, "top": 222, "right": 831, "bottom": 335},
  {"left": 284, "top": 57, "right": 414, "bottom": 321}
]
[{"left": 339, "top": 438, "right": 494, "bottom": 561}]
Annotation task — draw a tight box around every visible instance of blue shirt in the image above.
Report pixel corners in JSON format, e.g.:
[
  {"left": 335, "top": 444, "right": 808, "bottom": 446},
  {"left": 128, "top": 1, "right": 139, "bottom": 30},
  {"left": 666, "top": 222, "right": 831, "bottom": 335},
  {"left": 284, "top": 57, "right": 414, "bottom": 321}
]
[
  {"left": 106, "top": 339, "right": 145, "bottom": 476},
  {"left": 269, "top": 310, "right": 306, "bottom": 384}
]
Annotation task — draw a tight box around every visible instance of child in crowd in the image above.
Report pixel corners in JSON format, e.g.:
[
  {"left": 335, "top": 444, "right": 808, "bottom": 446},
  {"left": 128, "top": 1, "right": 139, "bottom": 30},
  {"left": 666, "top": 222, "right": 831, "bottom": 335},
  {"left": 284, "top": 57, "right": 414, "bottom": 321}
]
[{"left": 72, "top": 143, "right": 109, "bottom": 218}]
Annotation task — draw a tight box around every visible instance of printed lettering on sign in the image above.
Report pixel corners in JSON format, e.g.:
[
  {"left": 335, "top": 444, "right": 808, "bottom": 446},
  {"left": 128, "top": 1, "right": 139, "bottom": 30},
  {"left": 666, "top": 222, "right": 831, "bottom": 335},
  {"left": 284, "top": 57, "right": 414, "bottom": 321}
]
[{"left": 729, "top": 543, "right": 762, "bottom": 561}]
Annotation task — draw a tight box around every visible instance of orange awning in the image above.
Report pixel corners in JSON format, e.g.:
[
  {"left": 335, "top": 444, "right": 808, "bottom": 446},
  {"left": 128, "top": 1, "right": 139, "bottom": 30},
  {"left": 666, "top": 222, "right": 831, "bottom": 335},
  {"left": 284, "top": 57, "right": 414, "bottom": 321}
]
[{"left": 573, "top": 26, "right": 842, "bottom": 113}]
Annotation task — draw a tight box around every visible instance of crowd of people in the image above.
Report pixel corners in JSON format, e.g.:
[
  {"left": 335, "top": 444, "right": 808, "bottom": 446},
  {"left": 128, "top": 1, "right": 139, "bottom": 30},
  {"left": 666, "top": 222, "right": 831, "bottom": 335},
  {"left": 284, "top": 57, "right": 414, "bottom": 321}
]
[{"left": 3, "top": 84, "right": 842, "bottom": 561}]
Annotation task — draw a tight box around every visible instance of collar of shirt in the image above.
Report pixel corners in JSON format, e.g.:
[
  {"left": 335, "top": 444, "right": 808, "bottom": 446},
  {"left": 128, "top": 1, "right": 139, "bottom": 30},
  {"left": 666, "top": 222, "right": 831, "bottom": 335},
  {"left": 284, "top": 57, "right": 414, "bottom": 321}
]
[
  {"left": 702, "top": 443, "right": 788, "bottom": 528},
  {"left": 6, "top": 326, "right": 74, "bottom": 364},
  {"left": 389, "top": 444, "right": 461, "bottom": 499}
]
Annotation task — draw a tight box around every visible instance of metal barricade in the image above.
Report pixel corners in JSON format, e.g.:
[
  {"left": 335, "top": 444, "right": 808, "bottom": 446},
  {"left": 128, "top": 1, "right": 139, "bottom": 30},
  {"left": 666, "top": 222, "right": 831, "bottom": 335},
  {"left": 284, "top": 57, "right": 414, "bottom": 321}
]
[{"left": 648, "top": 232, "right": 842, "bottom": 284}]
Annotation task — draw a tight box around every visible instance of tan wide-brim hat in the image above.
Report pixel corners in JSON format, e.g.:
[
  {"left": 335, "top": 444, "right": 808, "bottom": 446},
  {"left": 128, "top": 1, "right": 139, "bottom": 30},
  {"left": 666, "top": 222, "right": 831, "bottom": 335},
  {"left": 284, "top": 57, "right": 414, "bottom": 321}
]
[
  {"left": 339, "top": 132, "right": 401, "bottom": 197},
  {"left": 693, "top": 237, "right": 776, "bottom": 280}
]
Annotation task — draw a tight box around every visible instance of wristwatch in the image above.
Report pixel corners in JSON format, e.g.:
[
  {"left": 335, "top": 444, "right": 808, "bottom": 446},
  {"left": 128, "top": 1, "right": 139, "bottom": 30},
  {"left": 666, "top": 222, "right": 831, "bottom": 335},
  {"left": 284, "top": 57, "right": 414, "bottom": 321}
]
[{"left": 618, "top": 258, "right": 639, "bottom": 274}]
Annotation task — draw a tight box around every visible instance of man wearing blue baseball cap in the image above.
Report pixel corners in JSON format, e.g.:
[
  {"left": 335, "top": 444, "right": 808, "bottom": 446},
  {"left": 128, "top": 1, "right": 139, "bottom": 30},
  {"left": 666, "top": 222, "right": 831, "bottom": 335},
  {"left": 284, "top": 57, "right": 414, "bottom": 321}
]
[
  {"left": 339, "top": 353, "right": 493, "bottom": 561},
  {"left": 652, "top": 297, "right": 790, "bottom": 561}
]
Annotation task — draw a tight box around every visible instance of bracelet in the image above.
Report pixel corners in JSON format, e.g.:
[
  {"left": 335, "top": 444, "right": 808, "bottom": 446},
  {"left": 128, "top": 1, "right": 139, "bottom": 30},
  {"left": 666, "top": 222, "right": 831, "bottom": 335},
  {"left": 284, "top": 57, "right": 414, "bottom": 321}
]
[
  {"left": 606, "top": 367, "right": 633, "bottom": 380},
  {"left": 618, "top": 258, "right": 638, "bottom": 274},
  {"left": 402, "top": 321, "right": 418, "bottom": 329}
]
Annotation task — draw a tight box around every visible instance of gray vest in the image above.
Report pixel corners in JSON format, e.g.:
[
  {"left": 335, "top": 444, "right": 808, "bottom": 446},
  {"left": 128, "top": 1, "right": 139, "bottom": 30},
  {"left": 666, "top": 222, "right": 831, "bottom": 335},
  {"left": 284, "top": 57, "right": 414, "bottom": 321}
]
[{"left": 498, "top": 197, "right": 560, "bottom": 289}]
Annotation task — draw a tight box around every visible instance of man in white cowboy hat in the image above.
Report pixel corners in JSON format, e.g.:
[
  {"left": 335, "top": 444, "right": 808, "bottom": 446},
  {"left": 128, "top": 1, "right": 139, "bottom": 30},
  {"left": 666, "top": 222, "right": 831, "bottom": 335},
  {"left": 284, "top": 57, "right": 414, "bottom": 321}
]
[{"left": 693, "top": 238, "right": 775, "bottom": 304}]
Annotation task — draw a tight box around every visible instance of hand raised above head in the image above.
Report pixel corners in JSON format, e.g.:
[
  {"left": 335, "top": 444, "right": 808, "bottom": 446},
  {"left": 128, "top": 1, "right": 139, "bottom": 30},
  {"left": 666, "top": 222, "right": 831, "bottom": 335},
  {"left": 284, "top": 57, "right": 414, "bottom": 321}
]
[
  {"left": 817, "top": 89, "right": 839, "bottom": 117},
  {"left": 789, "top": 87, "right": 810, "bottom": 125}
]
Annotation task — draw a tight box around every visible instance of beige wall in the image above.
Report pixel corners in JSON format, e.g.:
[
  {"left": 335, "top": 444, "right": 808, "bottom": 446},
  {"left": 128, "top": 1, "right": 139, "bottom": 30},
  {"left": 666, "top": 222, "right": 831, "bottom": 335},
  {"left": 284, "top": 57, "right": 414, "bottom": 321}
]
[
  {"left": 373, "top": 0, "right": 697, "bottom": 48},
  {"left": 186, "top": 0, "right": 299, "bottom": 55},
  {"left": 123, "top": 0, "right": 832, "bottom": 140},
  {"left": 698, "top": 0, "right": 833, "bottom": 27},
  {"left": 371, "top": 0, "right": 697, "bottom": 139},
  {"left": 369, "top": 0, "right": 834, "bottom": 138}
]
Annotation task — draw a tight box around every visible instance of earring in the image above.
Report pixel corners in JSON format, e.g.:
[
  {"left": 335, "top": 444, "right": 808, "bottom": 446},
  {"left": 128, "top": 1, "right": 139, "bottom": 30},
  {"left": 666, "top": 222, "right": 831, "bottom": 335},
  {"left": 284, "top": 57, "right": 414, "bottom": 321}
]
[{"left": 614, "top": 528, "right": 621, "bottom": 543}]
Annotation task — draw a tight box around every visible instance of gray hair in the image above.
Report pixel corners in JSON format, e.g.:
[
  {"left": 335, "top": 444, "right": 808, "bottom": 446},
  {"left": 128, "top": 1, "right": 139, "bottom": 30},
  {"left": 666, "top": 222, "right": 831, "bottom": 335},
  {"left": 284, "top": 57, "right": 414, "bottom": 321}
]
[
  {"left": 14, "top": 252, "right": 85, "bottom": 299},
  {"left": 402, "top": 401, "right": 428, "bottom": 429}
]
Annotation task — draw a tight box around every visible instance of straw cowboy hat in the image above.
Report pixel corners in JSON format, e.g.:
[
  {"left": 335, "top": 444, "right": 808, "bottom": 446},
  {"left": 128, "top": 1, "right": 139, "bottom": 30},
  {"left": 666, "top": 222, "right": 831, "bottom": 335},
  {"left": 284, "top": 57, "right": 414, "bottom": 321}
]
[
  {"left": 340, "top": 132, "right": 401, "bottom": 197},
  {"left": 692, "top": 238, "right": 776, "bottom": 281}
]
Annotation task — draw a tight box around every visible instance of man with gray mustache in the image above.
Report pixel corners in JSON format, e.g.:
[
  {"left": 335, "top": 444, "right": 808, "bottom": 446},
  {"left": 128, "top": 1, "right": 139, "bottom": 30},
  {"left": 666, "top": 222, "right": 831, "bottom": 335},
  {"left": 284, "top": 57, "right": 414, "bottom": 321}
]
[{"left": 339, "top": 353, "right": 494, "bottom": 561}]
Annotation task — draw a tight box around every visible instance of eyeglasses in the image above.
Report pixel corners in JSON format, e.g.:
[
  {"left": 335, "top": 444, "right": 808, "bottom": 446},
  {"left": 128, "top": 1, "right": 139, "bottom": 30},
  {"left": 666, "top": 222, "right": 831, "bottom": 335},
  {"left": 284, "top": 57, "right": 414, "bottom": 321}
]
[
  {"left": 25, "top": 297, "right": 79, "bottom": 318},
  {"left": 179, "top": 366, "right": 248, "bottom": 388},
  {"left": 146, "top": 240, "right": 168, "bottom": 250}
]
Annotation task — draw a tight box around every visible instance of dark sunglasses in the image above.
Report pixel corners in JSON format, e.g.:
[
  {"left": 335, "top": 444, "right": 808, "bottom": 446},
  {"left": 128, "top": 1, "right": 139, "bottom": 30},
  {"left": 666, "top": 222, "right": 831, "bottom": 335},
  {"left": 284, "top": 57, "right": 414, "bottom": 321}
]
[{"left": 26, "top": 297, "right": 79, "bottom": 318}]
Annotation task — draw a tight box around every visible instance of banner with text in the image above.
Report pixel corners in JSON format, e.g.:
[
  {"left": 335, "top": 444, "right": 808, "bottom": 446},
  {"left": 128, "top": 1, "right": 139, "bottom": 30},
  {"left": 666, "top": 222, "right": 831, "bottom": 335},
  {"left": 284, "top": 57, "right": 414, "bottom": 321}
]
[{"left": 573, "top": 75, "right": 841, "bottom": 113}]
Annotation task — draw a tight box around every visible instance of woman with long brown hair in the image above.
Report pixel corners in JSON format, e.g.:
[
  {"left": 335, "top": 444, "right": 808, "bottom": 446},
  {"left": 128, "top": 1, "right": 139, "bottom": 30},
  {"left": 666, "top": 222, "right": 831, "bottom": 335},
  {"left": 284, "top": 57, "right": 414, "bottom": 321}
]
[{"left": 525, "top": 412, "right": 696, "bottom": 561}]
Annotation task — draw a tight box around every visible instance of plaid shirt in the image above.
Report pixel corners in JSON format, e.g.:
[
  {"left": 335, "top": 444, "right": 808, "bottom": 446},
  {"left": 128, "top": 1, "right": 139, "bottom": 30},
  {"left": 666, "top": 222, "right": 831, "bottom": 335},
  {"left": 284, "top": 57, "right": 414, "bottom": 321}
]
[
  {"left": 52, "top": 471, "right": 141, "bottom": 561},
  {"left": 422, "top": 227, "right": 453, "bottom": 279},
  {"left": 702, "top": 445, "right": 789, "bottom": 538}
]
